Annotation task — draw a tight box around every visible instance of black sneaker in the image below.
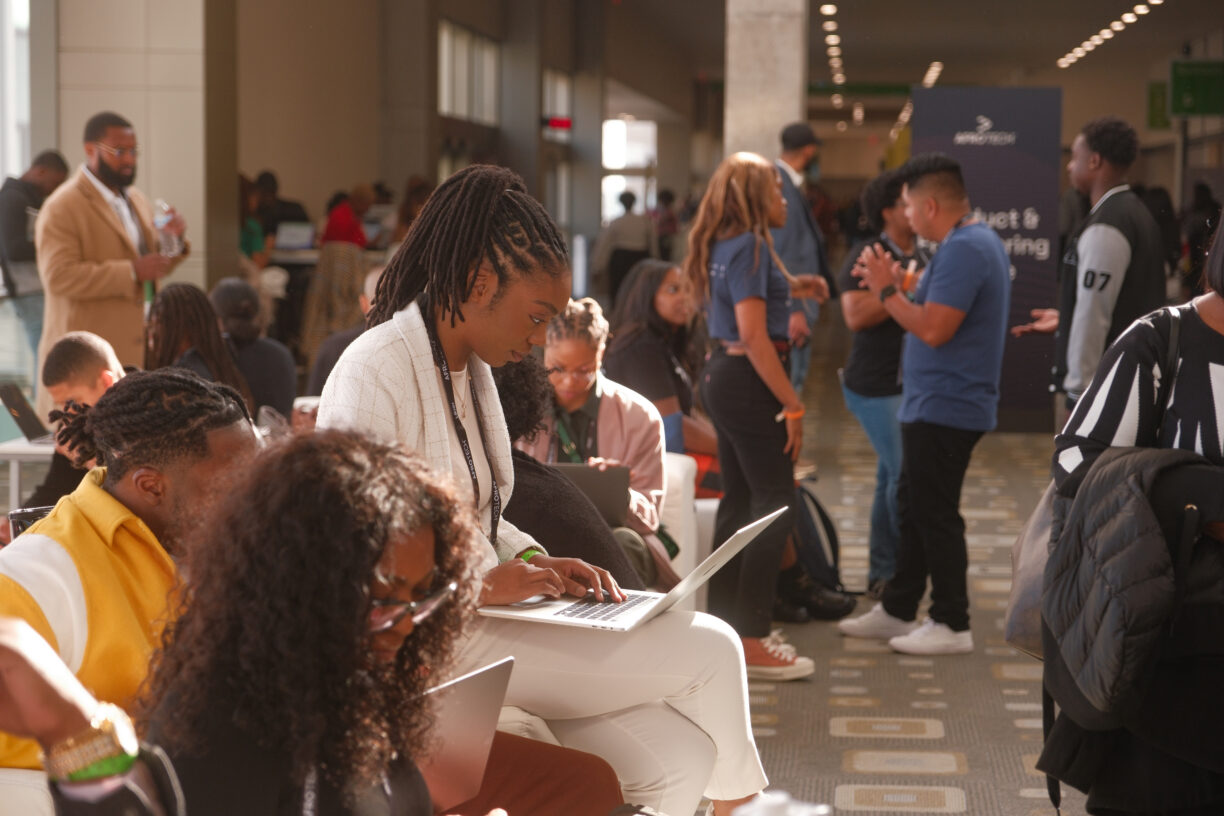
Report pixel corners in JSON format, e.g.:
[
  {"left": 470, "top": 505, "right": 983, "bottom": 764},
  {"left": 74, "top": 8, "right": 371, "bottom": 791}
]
[
  {"left": 772, "top": 597, "right": 812, "bottom": 623},
  {"left": 783, "top": 571, "right": 856, "bottom": 620}
]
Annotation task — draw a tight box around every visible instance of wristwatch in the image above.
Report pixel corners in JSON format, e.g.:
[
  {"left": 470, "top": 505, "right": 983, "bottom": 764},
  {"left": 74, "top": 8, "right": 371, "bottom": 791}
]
[
  {"left": 42, "top": 703, "right": 139, "bottom": 781},
  {"left": 879, "top": 284, "right": 898, "bottom": 302}
]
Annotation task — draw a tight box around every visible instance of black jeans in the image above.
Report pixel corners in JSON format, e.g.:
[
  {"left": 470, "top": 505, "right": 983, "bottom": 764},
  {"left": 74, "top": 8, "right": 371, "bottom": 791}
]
[
  {"left": 699, "top": 348, "right": 793, "bottom": 638},
  {"left": 882, "top": 420, "right": 983, "bottom": 632}
]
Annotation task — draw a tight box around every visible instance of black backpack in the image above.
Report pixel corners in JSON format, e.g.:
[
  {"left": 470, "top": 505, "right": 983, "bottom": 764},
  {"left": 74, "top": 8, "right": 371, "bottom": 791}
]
[{"left": 792, "top": 477, "right": 846, "bottom": 593}]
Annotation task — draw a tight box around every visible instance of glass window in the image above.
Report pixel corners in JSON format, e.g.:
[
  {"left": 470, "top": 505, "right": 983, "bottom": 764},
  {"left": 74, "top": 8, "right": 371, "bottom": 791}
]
[
  {"left": 437, "top": 20, "right": 499, "bottom": 126},
  {"left": 1, "top": 0, "right": 31, "bottom": 179},
  {"left": 601, "top": 118, "right": 656, "bottom": 170},
  {"left": 542, "top": 69, "right": 572, "bottom": 143}
]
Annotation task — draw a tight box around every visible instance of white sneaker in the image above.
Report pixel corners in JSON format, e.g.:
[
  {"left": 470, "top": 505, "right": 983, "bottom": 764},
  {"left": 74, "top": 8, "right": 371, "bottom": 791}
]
[
  {"left": 888, "top": 618, "right": 974, "bottom": 655},
  {"left": 837, "top": 603, "right": 917, "bottom": 639}
]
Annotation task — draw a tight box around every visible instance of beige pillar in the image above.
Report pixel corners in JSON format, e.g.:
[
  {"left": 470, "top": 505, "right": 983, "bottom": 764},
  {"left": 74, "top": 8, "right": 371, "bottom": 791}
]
[{"left": 724, "top": 0, "right": 809, "bottom": 159}]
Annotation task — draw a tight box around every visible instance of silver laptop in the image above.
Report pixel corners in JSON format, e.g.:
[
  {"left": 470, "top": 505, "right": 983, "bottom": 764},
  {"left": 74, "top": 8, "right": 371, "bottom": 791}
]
[
  {"left": 0, "top": 382, "right": 54, "bottom": 444},
  {"left": 479, "top": 507, "right": 787, "bottom": 632},
  {"left": 550, "top": 462, "right": 630, "bottom": 526},
  {"left": 418, "top": 657, "right": 514, "bottom": 810},
  {"left": 273, "top": 221, "right": 315, "bottom": 250}
]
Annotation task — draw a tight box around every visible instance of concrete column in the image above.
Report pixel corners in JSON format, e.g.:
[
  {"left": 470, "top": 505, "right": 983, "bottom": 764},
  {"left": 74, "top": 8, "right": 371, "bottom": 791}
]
[
  {"left": 724, "top": 0, "right": 808, "bottom": 159},
  {"left": 54, "top": 0, "right": 211, "bottom": 288},
  {"left": 381, "top": 0, "right": 439, "bottom": 192},
  {"left": 570, "top": 0, "right": 605, "bottom": 257},
  {"left": 203, "top": 0, "right": 237, "bottom": 290},
  {"left": 498, "top": 0, "right": 544, "bottom": 194}
]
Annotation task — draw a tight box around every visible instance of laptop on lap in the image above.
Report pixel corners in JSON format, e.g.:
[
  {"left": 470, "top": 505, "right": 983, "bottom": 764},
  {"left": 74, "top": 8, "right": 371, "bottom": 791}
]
[
  {"left": 418, "top": 657, "right": 515, "bottom": 811},
  {"left": 479, "top": 507, "right": 787, "bottom": 632}
]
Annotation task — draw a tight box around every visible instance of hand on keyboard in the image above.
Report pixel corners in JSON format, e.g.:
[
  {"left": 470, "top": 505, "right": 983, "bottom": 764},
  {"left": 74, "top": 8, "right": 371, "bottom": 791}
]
[{"left": 529, "top": 555, "right": 626, "bottom": 603}]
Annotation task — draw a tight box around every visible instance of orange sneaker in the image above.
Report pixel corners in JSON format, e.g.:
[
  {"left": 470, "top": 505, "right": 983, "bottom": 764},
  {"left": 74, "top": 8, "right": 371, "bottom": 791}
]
[{"left": 741, "top": 630, "right": 815, "bottom": 681}]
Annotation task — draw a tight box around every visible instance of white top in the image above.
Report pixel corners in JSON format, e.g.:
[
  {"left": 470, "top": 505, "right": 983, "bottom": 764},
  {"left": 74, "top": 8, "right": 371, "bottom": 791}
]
[
  {"left": 316, "top": 300, "right": 542, "bottom": 573},
  {"left": 82, "top": 166, "right": 144, "bottom": 253},
  {"left": 775, "top": 157, "right": 805, "bottom": 189}
]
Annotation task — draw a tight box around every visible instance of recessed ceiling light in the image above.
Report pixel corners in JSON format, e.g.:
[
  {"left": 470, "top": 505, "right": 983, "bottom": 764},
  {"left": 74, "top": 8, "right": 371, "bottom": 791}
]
[
  {"left": 1083, "top": 42, "right": 1096, "bottom": 51},
  {"left": 822, "top": 20, "right": 838, "bottom": 32},
  {"left": 837, "top": 121, "right": 848, "bottom": 132},
  {"left": 820, "top": 4, "right": 838, "bottom": 14},
  {"left": 830, "top": 57, "right": 843, "bottom": 68},
  {"left": 833, "top": 73, "right": 846, "bottom": 84},
  {"left": 1100, "top": 29, "right": 1114, "bottom": 39},
  {"left": 1111, "top": 20, "right": 1125, "bottom": 30},
  {"left": 1149, "top": 0, "right": 1163, "bottom": 4},
  {"left": 827, "top": 46, "right": 842, "bottom": 56},
  {"left": 1090, "top": 35, "right": 1104, "bottom": 45},
  {"left": 831, "top": 93, "right": 844, "bottom": 108},
  {"left": 1073, "top": 47, "right": 1086, "bottom": 57},
  {"left": 1134, "top": 4, "right": 1149, "bottom": 14},
  {"left": 1057, "top": 59, "right": 1068, "bottom": 68},
  {"left": 1121, "top": 12, "right": 1137, "bottom": 23},
  {"left": 825, "top": 34, "right": 841, "bottom": 45}
]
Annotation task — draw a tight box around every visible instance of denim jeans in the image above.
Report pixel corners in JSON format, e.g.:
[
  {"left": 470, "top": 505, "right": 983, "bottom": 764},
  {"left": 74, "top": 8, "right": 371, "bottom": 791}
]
[
  {"left": 788, "top": 300, "right": 819, "bottom": 393},
  {"left": 841, "top": 383, "right": 902, "bottom": 584}
]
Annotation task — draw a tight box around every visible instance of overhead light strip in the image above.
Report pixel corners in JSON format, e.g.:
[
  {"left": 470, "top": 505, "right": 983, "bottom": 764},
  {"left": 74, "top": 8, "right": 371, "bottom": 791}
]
[{"left": 1057, "top": 1, "right": 1163, "bottom": 69}]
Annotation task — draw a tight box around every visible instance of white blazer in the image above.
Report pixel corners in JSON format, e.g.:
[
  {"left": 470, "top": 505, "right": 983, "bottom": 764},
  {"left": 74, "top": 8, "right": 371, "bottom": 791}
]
[{"left": 317, "top": 300, "right": 541, "bottom": 571}]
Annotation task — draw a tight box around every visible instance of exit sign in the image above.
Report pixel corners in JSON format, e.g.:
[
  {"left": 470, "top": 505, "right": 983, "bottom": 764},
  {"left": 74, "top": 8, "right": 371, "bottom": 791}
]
[{"left": 1170, "top": 60, "right": 1224, "bottom": 116}]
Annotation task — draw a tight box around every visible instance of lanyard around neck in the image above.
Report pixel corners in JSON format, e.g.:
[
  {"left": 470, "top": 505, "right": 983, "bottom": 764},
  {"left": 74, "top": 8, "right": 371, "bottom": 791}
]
[{"left": 426, "top": 326, "right": 500, "bottom": 547}]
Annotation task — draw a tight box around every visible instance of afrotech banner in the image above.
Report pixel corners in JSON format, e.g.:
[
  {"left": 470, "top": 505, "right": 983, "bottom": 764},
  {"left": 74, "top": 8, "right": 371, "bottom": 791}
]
[{"left": 912, "top": 86, "right": 1062, "bottom": 433}]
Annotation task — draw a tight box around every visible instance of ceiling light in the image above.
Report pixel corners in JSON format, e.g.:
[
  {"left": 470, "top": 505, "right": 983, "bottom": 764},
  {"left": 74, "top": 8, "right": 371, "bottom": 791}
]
[
  {"left": 829, "top": 57, "right": 843, "bottom": 68},
  {"left": 822, "top": 20, "right": 838, "bottom": 32},
  {"left": 833, "top": 73, "right": 846, "bottom": 84},
  {"left": 1090, "top": 35, "right": 1104, "bottom": 45},
  {"left": 836, "top": 121, "right": 848, "bottom": 132},
  {"left": 1121, "top": 12, "right": 1137, "bottom": 22},
  {"left": 1083, "top": 42, "right": 1097, "bottom": 52},
  {"left": 1149, "top": 0, "right": 1162, "bottom": 4},
  {"left": 1057, "top": 59, "right": 1070, "bottom": 68},
  {"left": 831, "top": 93, "right": 844, "bottom": 108},
  {"left": 1100, "top": 29, "right": 1114, "bottom": 39},
  {"left": 820, "top": 4, "right": 837, "bottom": 14},
  {"left": 1111, "top": 20, "right": 1125, "bottom": 30},
  {"left": 852, "top": 103, "right": 864, "bottom": 124},
  {"left": 825, "top": 34, "right": 841, "bottom": 45},
  {"left": 827, "top": 46, "right": 842, "bottom": 56},
  {"left": 1134, "top": 4, "right": 1149, "bottom": 14}
]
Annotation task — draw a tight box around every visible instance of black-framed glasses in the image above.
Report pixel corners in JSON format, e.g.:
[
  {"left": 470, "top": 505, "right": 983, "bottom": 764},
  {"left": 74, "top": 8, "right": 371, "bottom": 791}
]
[
  {"left": 93, "top": 142, "right": 139, "bottom": 160},
  {"left": 368, "top": 580, "right": 458, "bottom": 633}
]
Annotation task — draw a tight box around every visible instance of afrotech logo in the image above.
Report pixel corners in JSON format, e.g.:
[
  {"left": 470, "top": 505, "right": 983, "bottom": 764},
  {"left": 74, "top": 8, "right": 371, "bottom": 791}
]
[{"left": 953, "top": 115, "right": 1017, "bottom": 146}]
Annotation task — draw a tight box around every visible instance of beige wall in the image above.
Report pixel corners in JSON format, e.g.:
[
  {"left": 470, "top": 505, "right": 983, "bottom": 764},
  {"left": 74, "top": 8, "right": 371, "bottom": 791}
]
[
  {"left": 236, "top": 0, "right": 381, "bottom": 223},
  {"left": 55, "top": 0, "right": 208, "bottom": 287}
]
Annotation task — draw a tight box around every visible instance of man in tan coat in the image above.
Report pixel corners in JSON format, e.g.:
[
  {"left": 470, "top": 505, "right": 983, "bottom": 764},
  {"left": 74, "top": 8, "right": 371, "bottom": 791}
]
[{"left": 34, "top": 111, "right": 187, "bottom": 418}]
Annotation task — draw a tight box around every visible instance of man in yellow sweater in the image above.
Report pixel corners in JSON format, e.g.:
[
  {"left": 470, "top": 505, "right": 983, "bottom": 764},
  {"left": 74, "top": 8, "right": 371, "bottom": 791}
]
[{"left": 0, "top": 368, "right": 257, "bottom": 811}]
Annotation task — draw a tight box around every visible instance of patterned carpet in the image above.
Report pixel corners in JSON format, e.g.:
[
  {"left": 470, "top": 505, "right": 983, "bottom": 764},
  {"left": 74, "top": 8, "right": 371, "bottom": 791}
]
[{"left": 744, "top": 307, "right": 1085, "bottom": 815}]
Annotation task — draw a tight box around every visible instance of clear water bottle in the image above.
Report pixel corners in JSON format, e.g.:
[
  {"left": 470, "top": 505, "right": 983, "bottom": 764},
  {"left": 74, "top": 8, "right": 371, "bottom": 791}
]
[{"left": 153, "top": 199, "right": 183, "bottom": 257}]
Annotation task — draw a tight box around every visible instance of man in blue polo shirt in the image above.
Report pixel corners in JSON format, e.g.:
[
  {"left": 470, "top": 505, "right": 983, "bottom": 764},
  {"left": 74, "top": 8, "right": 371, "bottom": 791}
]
[{"left": 839, "top": 153, "right": 1010, "bottom": 655}]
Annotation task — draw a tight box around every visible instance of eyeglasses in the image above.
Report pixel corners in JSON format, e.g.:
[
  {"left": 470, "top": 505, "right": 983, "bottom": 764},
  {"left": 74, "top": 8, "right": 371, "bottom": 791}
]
[
  {"left": 93, "top": 142, "right": 139, "bottom": 160},
  {"left": 368, "top": 579, "right": 458, "bottom": 633},
  {"left": 546, "top": 365, "right": 599, "bottom": 384}
]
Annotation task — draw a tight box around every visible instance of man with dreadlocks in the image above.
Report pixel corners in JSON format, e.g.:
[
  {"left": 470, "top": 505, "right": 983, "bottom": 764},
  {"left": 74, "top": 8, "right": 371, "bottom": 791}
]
[
  {"left": 0, "top": 368, "right": 257, "bottom": 810},
  {"left": 319, "top": 164, "right": 768, "bottom": 816}
]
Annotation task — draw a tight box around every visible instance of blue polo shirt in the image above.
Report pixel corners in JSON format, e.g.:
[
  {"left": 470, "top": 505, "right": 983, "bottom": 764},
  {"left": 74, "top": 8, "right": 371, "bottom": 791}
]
[
  {"left": 898, "top": 222, "right": 1011, "bottom": 432},
  {"left": 705, "top": 232, "right": 792, "bottom": 342}
]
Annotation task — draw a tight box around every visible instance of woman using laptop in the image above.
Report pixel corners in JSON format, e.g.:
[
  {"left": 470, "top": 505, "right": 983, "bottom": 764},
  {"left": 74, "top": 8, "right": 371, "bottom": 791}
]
[
  {"left": 318, "top": 164, "right": 768, "bottom": 816},
  {"left": 517, "top": 297, "right": 679, "bottom": 588}
]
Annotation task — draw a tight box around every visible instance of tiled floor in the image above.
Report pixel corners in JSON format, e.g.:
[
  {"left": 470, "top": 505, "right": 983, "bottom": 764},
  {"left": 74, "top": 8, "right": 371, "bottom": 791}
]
[{"left": 746, "top": 306, "right": 1085, "bottom": 814}]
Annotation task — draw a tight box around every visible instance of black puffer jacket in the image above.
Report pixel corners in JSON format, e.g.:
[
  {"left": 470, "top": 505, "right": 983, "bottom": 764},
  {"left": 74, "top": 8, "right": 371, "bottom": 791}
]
[{"left": 1042, "top": 446, "right": 1208, "bottom": 716}]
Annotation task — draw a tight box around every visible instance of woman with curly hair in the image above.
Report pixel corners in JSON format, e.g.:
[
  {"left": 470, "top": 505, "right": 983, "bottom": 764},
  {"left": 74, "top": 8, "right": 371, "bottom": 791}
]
[
  {"left": 139, "top": 430, "right": 479, "bottom": 812},
  {"left": 684, "top": 152, "right": 827, "bottom": 680}
]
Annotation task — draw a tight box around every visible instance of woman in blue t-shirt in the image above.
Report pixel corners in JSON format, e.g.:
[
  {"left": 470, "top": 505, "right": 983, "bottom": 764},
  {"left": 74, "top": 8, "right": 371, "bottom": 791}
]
[{"left": 683, "top": 152, "right": 826, "bottom": 681}]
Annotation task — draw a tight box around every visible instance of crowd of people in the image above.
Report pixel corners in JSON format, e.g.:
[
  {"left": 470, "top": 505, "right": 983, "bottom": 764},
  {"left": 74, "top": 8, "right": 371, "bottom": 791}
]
[{"left": 0, "top": 104, "right": 1220, "bottom": 816}]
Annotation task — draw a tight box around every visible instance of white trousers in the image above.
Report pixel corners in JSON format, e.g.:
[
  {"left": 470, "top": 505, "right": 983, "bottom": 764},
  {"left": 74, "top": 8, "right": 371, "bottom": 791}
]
[
  {"left": 0, "top": 768, "right": 53, "bottom": 816},
  {"left": 453, "top": 609, "right": 768, "bottom": 815}
]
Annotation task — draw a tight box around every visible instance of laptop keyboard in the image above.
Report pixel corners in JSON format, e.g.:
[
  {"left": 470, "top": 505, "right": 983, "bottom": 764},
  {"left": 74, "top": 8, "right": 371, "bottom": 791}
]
[{"left": 554, "top": 591, "right": 652, "bottom": 622}]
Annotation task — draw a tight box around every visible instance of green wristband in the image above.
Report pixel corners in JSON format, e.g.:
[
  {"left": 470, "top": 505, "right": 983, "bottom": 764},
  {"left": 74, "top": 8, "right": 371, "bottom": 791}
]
[
  {"left": 519, "top": 548, "right": 542, "bottom": 562},
  {"left": 65, "top": 750, "right": 137, "bottom": 783}
]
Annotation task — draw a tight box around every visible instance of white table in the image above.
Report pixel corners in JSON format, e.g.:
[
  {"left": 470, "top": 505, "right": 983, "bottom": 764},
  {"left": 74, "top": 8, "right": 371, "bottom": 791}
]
[{"left": 0, "top": 437, "right": 54, "bottom": 511}]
